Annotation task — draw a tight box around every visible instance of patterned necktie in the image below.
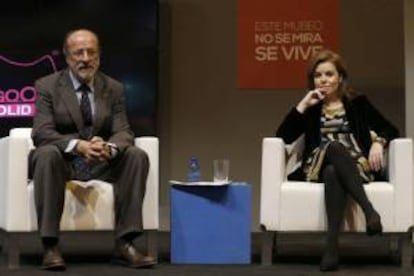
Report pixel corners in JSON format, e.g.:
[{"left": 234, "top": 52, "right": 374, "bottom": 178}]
[
  {"left": 73, "top": 84, "right": 93, "bottom": 180},
  {"left": 79, "top": 84, "right": 92, "bottom": 138}
]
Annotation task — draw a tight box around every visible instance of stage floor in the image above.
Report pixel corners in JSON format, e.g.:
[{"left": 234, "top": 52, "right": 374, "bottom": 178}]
[{"left": 1, "top": 232, "right": 413, "bottom": 275}]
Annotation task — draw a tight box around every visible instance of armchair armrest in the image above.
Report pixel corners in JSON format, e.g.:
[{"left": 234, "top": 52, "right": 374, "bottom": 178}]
[
  {"left": 260, "top": 137, "right": 285, "bottom": 231},
  {"left": 135, "top": 137, "right": 159, "bottom": 230},
  {"left": 388, "top": 138, "right": 413, "bottom": 231},
  {"left": 0, "top": 136, "right": 31, "bottom": 231}
]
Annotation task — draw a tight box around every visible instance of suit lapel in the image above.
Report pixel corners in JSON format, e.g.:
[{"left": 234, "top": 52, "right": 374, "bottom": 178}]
[
  {"left": 58, "top": 70, "right": 84, "bottom": 132},
  {"left": 92, "top": 73, "right": 109, "bottom": 135}
]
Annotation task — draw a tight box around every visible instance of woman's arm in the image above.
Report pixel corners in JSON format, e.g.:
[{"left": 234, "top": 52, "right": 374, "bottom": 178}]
[
  {"left": 360, "top": 95, "right": 399, "bottom": 171},
  {"left": 363, "top": 96, "right": 399, "bottom": 144},
  {"left": 276, "top": 107, "right": 306, "bottom": 144}
]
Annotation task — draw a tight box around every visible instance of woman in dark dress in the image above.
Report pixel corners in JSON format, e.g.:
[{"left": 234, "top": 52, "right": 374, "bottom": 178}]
[{"left": 276, "top": 49, "right": 399, "bottom": 271}]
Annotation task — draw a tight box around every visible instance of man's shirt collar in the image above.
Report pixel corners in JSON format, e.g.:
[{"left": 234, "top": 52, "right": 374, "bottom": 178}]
[{"left": 69, "top": 70, "right": 94, "bottom": 92}]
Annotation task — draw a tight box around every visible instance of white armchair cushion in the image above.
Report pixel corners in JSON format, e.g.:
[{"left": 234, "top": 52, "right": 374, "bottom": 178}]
[
  {"left": 278, "top": 181, "right": 394, "bottom": 232},
  {"left": 27, "top": 180, "right": 115, "bottom": 231}
]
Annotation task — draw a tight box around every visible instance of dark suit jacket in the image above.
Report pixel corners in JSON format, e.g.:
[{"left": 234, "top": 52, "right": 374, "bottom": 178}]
[
  {"left": 32, "top": 69, "right": 134, "bottom": 155},
  {"left": 276, "top": 94, "right": 399, "bottom": 180}
]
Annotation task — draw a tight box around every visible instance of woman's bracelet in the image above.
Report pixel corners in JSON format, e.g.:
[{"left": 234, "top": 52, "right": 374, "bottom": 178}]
[{"left": 373, "top": 136, "right": 387, "bottom": 146}]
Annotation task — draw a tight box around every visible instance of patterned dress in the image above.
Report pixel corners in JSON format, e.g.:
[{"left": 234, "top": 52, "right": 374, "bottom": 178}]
[{"left": 303, "top": 104, "right": 374, "bottom": 183}]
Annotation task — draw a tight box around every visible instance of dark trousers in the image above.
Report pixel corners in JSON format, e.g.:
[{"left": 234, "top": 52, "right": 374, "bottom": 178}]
[
  {"left": 321, "top": 141, "right": 376, "bottom": 253},
  {"left": 29, "top": 145, "right": 149, "bottom": 239}
]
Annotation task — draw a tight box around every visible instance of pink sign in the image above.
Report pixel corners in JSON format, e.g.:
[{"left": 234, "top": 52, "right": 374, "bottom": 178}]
[{"left": 0, "top": 53, "right": 58, "bottom": 118}]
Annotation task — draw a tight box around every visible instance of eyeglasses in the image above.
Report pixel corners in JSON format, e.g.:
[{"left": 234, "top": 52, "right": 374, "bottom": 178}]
[{"left": 69, "top": 48, "right": 99, "bottom": 59}]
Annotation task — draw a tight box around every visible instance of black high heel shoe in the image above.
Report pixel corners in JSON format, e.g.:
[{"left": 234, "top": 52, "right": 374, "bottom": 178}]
[
  {"left": 320, "top": 252, "right": 339, "bottom": 272},
  {"left": 366, "top": 210, "right": 382, "bottom": 236}
]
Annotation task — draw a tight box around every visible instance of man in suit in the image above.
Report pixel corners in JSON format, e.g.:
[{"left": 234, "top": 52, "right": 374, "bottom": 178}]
[{"left": 29, "top": 29, "right": 156, "bottom": 270}]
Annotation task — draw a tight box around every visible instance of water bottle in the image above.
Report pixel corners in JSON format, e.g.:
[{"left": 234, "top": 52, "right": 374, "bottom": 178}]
[{"left": 187, "top": 156, "right": 201, "bottom": 182}]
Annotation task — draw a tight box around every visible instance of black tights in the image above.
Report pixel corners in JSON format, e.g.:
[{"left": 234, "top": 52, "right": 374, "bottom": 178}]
[
  {"left": 322, "top": 141, "right": 376, "bottom": 218},
  {"left": 320, "top": 142, "right": 379, "bottom": 269}
]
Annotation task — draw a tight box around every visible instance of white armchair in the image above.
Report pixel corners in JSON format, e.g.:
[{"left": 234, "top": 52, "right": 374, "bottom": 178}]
[
  {"left": 260, "top": 137, "right": 413, "bottom": 267},
  {"left": 0, "top": 128, "right": 159, "bottom": 268}
]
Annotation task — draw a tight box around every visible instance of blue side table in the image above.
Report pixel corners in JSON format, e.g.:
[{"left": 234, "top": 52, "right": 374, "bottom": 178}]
[{"left": 170, "top": 182, "right": 251, "bottom": 264}]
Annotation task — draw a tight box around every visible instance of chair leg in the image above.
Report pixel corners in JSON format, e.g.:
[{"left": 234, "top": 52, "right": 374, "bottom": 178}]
[
  {"left": 261, "top": 230, "right": 275, "bottom": 265},
  {"left": 389, "top": 235, "right": 400, "bottom": 265},
  {"left": 146, "top": 230, "right": 158, "bottom": 261},
  {"left": 400, "top": 232, "right": 413, "bottom": 268},
  {"left": 4, "top": 233, "right": 20, "bottom": 269}
]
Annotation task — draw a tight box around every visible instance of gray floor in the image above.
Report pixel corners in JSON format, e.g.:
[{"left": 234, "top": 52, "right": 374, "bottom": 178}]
[{"left": 1, "top": 232, "right": 413, "bottom": 275}]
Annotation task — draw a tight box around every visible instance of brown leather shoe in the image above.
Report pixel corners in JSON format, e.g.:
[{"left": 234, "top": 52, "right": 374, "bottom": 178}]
[
  {"left": 41, "top": 245, "right": 66, "bottom": 271},
  {"left": 111, "top": 242, "right": 156, "bottom": 268}
]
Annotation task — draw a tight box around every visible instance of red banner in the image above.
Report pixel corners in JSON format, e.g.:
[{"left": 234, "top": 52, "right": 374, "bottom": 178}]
[{"left": 238, "top": 0, "right": 339, "bottom": 89}]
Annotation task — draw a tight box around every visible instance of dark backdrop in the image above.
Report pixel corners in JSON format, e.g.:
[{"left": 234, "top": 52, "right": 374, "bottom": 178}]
[{"left": 0, "top": 0, "right": 158, "bottom": 137}]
